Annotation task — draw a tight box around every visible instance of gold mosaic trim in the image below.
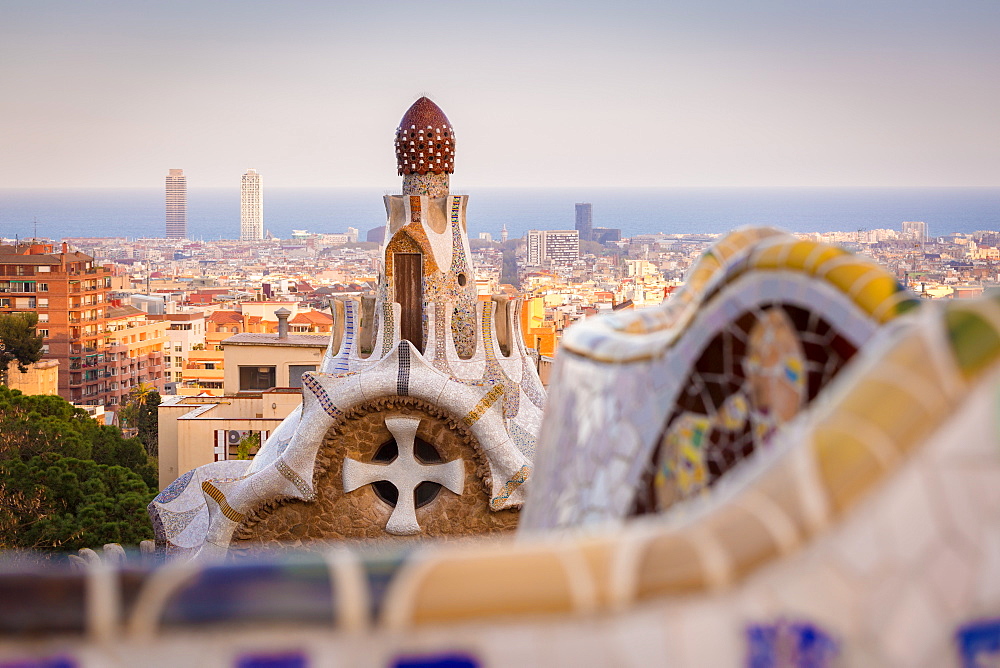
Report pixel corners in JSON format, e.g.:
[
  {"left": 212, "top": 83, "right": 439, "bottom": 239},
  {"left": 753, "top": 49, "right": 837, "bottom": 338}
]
[
  {"left": 463, "top": 385, "right": 505, "bottom": 426},
  {"left": 202, "top": 481, "right": 245, "bottom": 523}
]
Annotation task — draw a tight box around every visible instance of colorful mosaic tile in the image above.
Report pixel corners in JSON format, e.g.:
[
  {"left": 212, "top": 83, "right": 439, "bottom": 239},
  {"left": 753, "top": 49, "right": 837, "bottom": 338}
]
[
  {"left": 479, "top": 302, "right": 519, "bottom": 419},
  {"left": 957, "top": 618, "right": 1000, "bottom": 667},
  {"left": 508, "top": 419, "right": 537, "bottom": 459},
  {"left": 642, "top": 302, "right": 860, "bottom": 514},
  {"left": 746, "top": 619, "right": 838, "bottom": 668},
  {"left": 302, "top": 373, "right": 343, "bottom": 421},
  {"left": 449, "top": 196, "right": 477, "bottom": 358},
  {"left": 335, "top": 300, "right": 356, "bottom": 373},
  {"left": 462, "top": 385, "right": 505, "bottom": 426},
  {"left": 157, "top": 470, "right": 194, "bottom": 504},
  {"left": 201, "top": 481, "right": 245, "bottom": 523},
  {"left": 520, "top": 355, "right": 546, "bottom": 410},
  {"left": 431, "top": 301, "right": 452, "bottom": 374},
  {"left": 490, "top": 464, "right": 531, "bottom": 510}
]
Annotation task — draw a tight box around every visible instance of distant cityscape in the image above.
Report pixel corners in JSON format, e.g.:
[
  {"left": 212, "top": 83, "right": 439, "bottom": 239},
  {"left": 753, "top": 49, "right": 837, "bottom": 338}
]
[{"left": 1, "top": 166, "right": 998, "bottom": 416}]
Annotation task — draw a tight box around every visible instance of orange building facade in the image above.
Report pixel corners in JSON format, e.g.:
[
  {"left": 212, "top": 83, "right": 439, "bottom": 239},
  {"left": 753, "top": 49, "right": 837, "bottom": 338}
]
[{"left": 0, "top": 242, "right": 111, "bottom": 404}]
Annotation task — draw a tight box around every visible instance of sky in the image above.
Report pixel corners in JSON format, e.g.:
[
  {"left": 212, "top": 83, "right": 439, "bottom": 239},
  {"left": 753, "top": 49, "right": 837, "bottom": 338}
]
[{"left": 1, "top": 0, "right": 998, "bottom": 189}]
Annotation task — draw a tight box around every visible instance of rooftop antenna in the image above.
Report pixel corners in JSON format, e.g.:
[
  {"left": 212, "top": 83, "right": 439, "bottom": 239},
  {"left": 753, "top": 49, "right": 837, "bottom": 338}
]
[{"left": 33, "top": 218, "right": 38, "bottom": 241}]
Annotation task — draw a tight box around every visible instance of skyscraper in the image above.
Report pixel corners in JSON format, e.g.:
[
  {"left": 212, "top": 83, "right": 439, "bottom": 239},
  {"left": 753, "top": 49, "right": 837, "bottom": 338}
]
[
  {"left": 165, "top": 169, "right": 187, "bottom": 239},
  {"left": 575, "top": 203, "right": 593, "bottom": 242},
  {"left": 241, "top": 168, "right": 263, "bottom": 241}
]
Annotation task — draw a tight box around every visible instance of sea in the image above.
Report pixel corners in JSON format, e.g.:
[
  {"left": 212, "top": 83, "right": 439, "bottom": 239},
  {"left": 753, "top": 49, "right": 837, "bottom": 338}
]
[{"left": 1, "top": 187, "right": 998, "bottom": 242}]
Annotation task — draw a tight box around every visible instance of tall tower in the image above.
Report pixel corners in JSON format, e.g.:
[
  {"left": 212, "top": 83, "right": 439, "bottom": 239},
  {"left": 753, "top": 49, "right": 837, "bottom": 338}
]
[
  {"left": 501, "top": 224, "right": 509, "bottom": 243},
  {"left": 575, "top": 203, "right": 592, "bottom": 242},
  {"left": 165, "top": 169, "right": 187, "bottom": 239},
  {"left": 241, "top": 168, "right": 263, "bottom": 241}
]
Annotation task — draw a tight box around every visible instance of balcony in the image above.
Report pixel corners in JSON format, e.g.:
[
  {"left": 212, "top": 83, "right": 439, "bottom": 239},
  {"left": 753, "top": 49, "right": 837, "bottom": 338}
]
[{"left": 183, "top": 367, "right": 224, "bottom": 381}]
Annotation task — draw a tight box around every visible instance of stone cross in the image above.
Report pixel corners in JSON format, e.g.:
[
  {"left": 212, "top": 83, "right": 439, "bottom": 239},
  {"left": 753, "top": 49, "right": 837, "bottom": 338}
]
[{"left": 343, "top": 416, "right": 464, "bottom": 535}]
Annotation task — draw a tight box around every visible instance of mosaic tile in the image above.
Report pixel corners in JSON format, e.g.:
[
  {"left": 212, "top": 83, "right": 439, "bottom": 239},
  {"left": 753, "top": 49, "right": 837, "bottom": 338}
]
[
  {"left": 158, "top": 505, "right": 204, "bottom": 539},
  {"left": 397, "top": 342, "right": 411, "bottom": 396},
  {"left": 957, "top": 618, "right": 1000, "bottom": 667},
  {"left": 157, "top": 470, "right": 194, "bottom": 504},
  {"left": 275, "top": 458, "right": 315, "bottom": 502},
  {"left": 746, "top": 619, "right": 838, "bottom": 668},
  {"left": 302, "top": 372, "right": 344, "bottom": 421}
]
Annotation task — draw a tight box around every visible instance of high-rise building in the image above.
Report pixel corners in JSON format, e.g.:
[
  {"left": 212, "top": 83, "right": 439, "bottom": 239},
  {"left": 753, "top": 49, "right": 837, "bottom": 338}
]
[
  {"left": 165, "top": 169, "right": 187, "bottom": 239},
  {"left": 575, "top": 203, "right": 593, "bottom": 242},
  {"left": 902, "top": 221, "right": 928, "bottom": 242},
  {"left": 501, "top": 224, "right": 509, "bottom": 243},
  {"left": 525, "top": 229, "right": 580, "bottom": 266},
  {"left": 241, "top": 168, "right": 263, "bottom": 241}
]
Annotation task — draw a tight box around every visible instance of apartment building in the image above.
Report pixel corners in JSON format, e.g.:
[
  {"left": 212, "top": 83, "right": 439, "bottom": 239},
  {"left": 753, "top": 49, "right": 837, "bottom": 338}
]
[
  {"left": 0, "top": 242, "right": 112, "bottom": 404},
  {"left": 102, "top": 305, "right": 168, "bottom": 407}
]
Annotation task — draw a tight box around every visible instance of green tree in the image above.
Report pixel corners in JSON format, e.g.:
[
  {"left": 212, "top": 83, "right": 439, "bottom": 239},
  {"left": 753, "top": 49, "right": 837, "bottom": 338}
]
[
  {"left": 0, "top": 312, "right": 44, "bottom": 384},
  {"left": 0, "top": 454, "right": 155, "bottom": 550},
  {"left": 118, "top": 383, "right": 160, "bottom": 458},
  {"left": 0, "top": 387, "right": 156, "bottom": 485},
  {"left": 235, "top": 431, "right": 261, "bottom": 460}
]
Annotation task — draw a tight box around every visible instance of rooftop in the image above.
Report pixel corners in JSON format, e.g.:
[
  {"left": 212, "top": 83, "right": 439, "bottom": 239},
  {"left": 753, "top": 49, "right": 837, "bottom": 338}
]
[{"left": 222, "top": 333, "right": 329, "bottom": 347}]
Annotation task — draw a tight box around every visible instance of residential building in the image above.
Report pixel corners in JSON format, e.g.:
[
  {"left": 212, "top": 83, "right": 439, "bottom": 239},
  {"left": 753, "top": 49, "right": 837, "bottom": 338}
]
[
  {"left": 157, "top": 389, "right": 302, "bottom": 489},
  {"left": 902, "top": 221, "right": 928, "bottom": 243},
  {"left": 525, "top": 230, "right": 580, "bottom": 266},
  {"left": 0, "top": 242, "right": 112, "bottom": 404},
  {"left": 526, "top": 229, "right": 544, "bottom": 266},
  {"left": 3, "top": 359, "right": 59, "bottom": 396},
  {"left": 222, "top": 332, "right": 327, "bottom": 394},
  {"left": 240, "top": 168, "right": 263, "bottom": 241},
  {"left": 102, "top": 305, "right": 168, "bottom": 408},
  {"left": 165, "top": 169, "right": 187, "bottom": 239},
  {"left": 145, "top": 310, "right": 207, "bottom": 387}
]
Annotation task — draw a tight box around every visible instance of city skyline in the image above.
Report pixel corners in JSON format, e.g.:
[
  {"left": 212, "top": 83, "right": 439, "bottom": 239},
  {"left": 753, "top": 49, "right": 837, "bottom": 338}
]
[{"left": 1, "top": 1, "right": 998, "bottom": 190}]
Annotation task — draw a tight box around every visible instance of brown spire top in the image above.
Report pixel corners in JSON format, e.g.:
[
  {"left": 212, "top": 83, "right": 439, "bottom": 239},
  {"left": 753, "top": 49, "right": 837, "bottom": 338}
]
[{"left": 394, "top": 97, "right": 455, "bottom": 176}]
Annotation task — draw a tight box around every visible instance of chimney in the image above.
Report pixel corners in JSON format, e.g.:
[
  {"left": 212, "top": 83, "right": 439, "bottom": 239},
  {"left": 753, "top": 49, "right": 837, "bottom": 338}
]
[{"left": 275, "top": 307, "right": 291, "bottom": 339}]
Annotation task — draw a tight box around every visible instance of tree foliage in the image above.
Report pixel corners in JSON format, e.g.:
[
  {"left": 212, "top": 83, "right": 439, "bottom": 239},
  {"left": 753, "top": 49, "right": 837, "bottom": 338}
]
[
  {"left": 0, "top": 386, "right": 157, "bottom": 551},
  {"left": 235, "top": 431, "right": 260, "bottom": 460},
  {"left": 0, "top": 312, "right": 44, "bottom": 380},
  {"left": 117, "top": 383, "right": 160, "bottom": 458},
  {"left": 0, "top": 454, "right": 155, "bottom": 550},
  {"left": 500, "top": 248, "right": 521, "bottom": 289}
]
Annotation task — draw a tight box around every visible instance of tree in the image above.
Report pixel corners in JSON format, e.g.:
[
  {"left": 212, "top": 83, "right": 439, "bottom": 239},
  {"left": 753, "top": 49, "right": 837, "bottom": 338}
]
[
  {"left": 0, "top": 312, "right": 44, "bottom": 384},
  {"left": 500, "top": 248, "right": 521, "bottom": 289},
  {"left": 0, "top": 454, "right": 155, "bottom": 550},
  {"left": 0, "top": 386, "right": 157, "bottom": 551},
  {"left": 0, "top": 386, "right": 157, "bottom": 487},
  {"left": 235, "top": 431, "right": 261, "bottom": 460},
  {"left": 118, "top": 383, "right": 160, "bottom": 458}
]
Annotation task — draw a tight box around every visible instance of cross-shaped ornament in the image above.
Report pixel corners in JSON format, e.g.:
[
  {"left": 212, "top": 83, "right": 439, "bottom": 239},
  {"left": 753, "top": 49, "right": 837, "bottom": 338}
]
[{"left": 343, "top": 416, "right": 464, "bottom": 535}]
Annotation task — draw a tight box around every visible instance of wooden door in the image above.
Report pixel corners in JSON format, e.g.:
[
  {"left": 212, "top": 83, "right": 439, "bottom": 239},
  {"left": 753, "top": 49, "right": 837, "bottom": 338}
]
[{"left": 394, "top": 253, "right": 424, "bottom": 352}]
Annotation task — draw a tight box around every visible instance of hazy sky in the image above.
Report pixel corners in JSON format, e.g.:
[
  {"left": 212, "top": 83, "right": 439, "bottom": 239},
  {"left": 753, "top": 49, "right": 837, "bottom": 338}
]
[{"left": 2, "top": 0, "right": 998, "bottom": 188}]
